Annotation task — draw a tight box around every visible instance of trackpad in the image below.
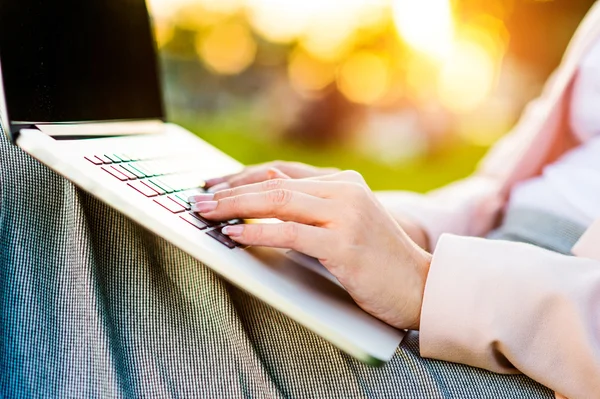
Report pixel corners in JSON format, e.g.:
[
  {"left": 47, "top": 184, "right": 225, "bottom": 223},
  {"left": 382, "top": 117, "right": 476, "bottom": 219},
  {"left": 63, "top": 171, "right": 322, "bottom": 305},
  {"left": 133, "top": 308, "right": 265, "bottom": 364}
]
[{"left": 285, "top": 250, "right": 344, "bottom": 289}]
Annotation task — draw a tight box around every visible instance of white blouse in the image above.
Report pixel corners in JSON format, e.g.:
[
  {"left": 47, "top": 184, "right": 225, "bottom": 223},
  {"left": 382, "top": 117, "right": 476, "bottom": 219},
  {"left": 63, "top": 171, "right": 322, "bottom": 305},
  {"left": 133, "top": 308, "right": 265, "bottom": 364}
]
[{"left": 508, "top": 39, "right": 600, "bottom": 227}]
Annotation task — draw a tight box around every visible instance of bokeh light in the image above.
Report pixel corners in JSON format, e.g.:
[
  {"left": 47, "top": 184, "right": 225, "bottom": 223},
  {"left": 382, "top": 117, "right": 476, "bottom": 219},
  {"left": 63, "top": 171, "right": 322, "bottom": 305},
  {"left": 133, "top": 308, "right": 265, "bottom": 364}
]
[
  {"left": 392, "top": 0, "right": 455, "bottom": 59},
  {"left": 288, "top": 49, "right": 336, "bottom": 93},
  {"left": 196, "top": 22, "right": 257, "bottom": 75},
  {"left": 150, "top": 0, "right": 593, "bottom": 191},
  {"left": 337, "top": 52, "right": 391, "bottom": 105},
  {"left": 438, "top": 40, "right": 497, "bottom": 113}
]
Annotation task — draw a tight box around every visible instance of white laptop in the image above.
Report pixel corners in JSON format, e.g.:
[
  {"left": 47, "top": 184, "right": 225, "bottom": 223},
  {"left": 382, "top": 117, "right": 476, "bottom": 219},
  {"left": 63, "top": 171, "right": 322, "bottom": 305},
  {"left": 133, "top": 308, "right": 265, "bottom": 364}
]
[{"left": 0, "top": 0, "right": 405, "bottom": 365}]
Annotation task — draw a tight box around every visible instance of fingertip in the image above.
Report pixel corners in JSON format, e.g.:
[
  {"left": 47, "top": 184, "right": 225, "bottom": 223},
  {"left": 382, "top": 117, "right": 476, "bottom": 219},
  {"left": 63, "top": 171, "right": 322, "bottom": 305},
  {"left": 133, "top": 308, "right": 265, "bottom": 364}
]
[{"left": 222, "top": 225, "right": 244, "bottom": 238}]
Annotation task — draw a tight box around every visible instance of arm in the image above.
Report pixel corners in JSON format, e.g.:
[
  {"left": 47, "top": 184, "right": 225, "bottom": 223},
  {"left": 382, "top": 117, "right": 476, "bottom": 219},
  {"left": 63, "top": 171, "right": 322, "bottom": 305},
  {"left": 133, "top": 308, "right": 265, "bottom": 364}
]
[
  {"left": 194, "top": 170, "right": 600, "bottom": 397},
  {"left": 421, "top": 234, "right": 600, "bottom": 398}
]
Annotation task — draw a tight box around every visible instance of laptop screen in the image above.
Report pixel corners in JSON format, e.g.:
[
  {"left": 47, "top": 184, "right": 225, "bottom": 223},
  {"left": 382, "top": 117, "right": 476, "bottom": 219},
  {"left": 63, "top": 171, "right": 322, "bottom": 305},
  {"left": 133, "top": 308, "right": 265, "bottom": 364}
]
[{"left": 0, "top": 0, "right": 165, "bottom": 126}]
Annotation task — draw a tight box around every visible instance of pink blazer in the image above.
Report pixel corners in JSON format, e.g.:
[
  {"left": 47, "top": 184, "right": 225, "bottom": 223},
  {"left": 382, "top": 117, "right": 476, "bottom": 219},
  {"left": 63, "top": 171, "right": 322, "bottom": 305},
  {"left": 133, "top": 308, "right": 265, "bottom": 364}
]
[{"left": 378, "top": 3, "right": 600, "bottom": 398}]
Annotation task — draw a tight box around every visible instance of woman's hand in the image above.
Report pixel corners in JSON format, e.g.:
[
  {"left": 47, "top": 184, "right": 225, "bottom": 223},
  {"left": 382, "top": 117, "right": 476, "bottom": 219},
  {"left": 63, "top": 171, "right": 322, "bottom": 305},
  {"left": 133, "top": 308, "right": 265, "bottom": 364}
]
[
  {"left": 205, "top": 161, "right": 339, "bottom": 192},
  {"left": 190, "top": 171, "right": 432, "bottom": 330}
]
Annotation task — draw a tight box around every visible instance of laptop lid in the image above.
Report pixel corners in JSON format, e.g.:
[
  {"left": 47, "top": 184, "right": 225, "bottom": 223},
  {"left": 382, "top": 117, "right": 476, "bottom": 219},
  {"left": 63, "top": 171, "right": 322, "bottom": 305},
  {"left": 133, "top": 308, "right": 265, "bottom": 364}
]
[{"left": 0, "top": 0, "right": 165, "bottom": 138}]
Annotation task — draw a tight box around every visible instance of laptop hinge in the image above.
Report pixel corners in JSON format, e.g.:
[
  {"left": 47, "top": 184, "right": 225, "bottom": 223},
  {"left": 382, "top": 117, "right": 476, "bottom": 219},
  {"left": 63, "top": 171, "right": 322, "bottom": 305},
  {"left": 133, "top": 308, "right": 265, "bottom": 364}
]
[{"left": 33, "top": 120, "right": 165, "bottom": 138}]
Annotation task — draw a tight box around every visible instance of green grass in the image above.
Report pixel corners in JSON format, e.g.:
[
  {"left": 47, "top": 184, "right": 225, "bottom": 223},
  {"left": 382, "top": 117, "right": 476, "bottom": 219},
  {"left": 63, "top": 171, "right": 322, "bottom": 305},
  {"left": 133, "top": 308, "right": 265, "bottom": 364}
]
[{"left": 172, "top": 113, "right": 489, "bottom": 193}]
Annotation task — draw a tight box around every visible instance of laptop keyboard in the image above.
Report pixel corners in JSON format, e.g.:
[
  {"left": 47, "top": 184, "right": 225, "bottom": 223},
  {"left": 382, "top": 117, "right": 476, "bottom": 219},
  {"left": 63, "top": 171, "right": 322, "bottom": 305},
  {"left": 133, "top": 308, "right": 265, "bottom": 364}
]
[{"left": 85, "top": 152, "right": 242, "bottom": 249}]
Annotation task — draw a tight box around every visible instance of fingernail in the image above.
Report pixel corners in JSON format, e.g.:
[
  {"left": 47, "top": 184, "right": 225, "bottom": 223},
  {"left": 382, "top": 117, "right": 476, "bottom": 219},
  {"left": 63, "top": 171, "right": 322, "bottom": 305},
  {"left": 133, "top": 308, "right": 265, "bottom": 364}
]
[
  {"left": 191, "top": 201, "right": 218, "bottom": 213},
  {"left": 188, "top": 193, "right": 214, "bottom": 203},
  {"left": 222, "top": 225, "right": 244, "bottom": 237},
  {"left": 208, "top": 182, "right": 230, "bottom": 193}
]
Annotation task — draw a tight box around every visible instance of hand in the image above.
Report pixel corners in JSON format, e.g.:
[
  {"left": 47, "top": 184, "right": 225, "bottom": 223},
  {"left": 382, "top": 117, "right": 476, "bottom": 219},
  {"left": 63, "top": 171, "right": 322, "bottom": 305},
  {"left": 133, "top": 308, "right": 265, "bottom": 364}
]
[
  {"left": 205, "top": 161, "right": 339, "bottom": 192},
  {"left": 190, "top": 171, "right": 432, "bottom": 330}
]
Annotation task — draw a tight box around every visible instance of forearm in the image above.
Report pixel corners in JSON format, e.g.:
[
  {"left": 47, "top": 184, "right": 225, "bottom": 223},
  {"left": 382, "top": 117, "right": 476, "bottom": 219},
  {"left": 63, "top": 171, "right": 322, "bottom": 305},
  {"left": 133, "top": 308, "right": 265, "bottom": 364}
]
[
  {"left": 420, "top": 234, "right": 600, "bottom": 398},
  {"left": 376, "top": 176, "right": 503, "bottom": 251}
]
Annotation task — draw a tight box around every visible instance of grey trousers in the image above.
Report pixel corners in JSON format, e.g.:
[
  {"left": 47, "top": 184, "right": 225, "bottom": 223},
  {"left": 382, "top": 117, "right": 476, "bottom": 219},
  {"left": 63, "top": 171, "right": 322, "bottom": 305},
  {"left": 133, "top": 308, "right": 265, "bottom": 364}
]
[{"left": 0, "top": 128, "right": 554, "bottom": 398}]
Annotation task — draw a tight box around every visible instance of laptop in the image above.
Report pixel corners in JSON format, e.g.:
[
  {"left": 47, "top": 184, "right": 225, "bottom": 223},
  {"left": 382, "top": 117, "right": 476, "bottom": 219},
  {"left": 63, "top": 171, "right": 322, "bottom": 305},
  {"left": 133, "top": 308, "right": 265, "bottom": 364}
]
[{"left": 0, "top": 0, "right": 405, "bottom": 365}]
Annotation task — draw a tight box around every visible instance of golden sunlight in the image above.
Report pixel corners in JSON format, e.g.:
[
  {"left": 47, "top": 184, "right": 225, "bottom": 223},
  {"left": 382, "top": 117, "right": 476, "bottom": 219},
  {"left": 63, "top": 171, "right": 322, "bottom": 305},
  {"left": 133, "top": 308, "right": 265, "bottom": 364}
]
[
  {"left": 288, "top": 49, "right": 336, "bottom": 93},
  {"left": 338, "top": 52, "right": 391, "bottom": 105},
  {"left": 392, "top": 0, "right": 454, "bottom": 59},
  {"left": 196, "top": 22, "right": 257, "bottom": 75},
  {"left": 246, "top": 0, "right": 319, "bottom": 43},
  {"left": 437, "top": 39, "right": 497, "bottom": 113}
]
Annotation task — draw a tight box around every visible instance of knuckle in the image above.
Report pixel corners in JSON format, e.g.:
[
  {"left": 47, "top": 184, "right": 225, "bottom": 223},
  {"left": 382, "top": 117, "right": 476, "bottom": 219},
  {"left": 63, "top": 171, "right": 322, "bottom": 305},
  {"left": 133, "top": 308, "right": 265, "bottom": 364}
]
[
  {"left": 263, "top": 178, "right": 285, "bottom": 191},
  {"left": 268, "top": 188, "right": 293, "bottom": 206},
  {"left": 214, "top": 187, "right": 235, "bottom": 200},
  {"left": 228, "top": 195, "right": 242, "bottom": 212},
  {"left": 345, "top": 182, "right": 368, "bottom": 199},
  {"left": 280, "top": 223, "right": 299, "bottom": 246},
  {"left": 341, "top": 170, "right": 365, "bottom": 184},
  {"left": 245, "top": 224, "right": 263, "bottom": 242},
  {"left": 254, "top": 224, "right": 265, "bottom": 240}
]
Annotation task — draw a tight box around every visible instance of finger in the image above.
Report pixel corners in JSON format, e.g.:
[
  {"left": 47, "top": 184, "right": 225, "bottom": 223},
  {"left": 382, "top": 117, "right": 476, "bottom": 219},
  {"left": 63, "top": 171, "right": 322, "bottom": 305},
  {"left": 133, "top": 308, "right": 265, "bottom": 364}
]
[
  {"left": 222, "top": 222, "right": 333, "bottom": 259},
  {"left": 205, "top": 168, "right": 289, "bottom": 194},
  {"left": 227, "top": 167, "right": 290, "bottom": 188},
  {"left": 192, "top": 190, "right": 334, "bottom": 225},
  {"left": 205, "top": 164, "right": 277, "bottom": 188},
  {"left": 307, "top": 170, "right": 367, "bottom": 185},
  {"left": 210, "top": 179, "right": 342, "bottom": 202},
  {"left": 207, "top": 182, "right": 231, "bottom": 193},
  {"left": 272, "top": 162, "right": 339, "bottom": 179},
  {"left": 205, "top": 175, "right": 230, "bottom": 188}
]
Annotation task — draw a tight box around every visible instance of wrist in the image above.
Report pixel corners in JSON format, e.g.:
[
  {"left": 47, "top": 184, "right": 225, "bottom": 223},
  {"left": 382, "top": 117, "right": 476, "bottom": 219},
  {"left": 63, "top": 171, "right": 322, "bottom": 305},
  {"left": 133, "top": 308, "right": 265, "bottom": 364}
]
[{"left": 411, "top": 246, "right": 432, "bottom": 330}]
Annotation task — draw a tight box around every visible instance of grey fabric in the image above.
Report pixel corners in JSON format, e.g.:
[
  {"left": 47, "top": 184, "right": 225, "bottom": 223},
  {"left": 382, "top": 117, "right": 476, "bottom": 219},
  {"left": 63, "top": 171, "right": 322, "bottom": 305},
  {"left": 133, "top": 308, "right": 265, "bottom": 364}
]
[
  {"left": 0, "top": 127, "right": 553, "bottom": 398},
  {"left": 488, "top": 207, "right": 587, "bottom": 255}
]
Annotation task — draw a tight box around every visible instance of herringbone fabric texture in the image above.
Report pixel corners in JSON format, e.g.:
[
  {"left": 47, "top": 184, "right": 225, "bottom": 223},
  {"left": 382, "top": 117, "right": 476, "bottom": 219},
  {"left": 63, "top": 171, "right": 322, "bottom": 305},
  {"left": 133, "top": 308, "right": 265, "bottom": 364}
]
[{"left": 0, "top": 127, "right": 553, "bottom": 398}]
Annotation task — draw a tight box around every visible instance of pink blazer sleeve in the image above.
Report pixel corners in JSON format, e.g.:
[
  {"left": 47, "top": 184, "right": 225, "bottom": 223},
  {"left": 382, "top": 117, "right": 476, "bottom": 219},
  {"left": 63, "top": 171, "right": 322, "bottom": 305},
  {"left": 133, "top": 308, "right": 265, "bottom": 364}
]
[
  {"left": 377, "top": 0, "right": 600, "bottom": 250},
  {"left": 420, "top": 234, "right": 600, "bottom": 399}
]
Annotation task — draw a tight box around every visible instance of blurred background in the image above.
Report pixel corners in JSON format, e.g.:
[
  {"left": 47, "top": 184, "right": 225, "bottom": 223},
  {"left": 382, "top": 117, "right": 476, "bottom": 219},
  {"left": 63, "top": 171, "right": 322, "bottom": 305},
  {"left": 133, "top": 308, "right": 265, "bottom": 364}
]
[{"left": 147, "top": 0, "right": 595, "bottom": 192}]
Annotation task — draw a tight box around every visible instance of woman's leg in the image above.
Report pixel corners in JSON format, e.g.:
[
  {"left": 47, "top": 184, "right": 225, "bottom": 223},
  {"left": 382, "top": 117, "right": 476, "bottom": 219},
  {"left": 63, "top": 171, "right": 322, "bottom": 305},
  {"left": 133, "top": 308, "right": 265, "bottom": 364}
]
[{"left": 0, "top": 130, "right": 552, "bottom": 398}]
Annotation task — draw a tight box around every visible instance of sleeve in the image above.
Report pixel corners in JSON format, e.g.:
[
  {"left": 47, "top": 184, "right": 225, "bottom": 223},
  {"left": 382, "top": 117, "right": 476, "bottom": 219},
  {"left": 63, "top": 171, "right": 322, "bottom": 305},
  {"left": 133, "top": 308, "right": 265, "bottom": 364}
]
[
  {"left": 419, "top": 234, "right": 600, "bottom": 399},
  {"left": 374, "top": 71, "right": 563, "bottom": 250},
  {"left": 374, "top": 31, "right": 574, "bottom": 250}
]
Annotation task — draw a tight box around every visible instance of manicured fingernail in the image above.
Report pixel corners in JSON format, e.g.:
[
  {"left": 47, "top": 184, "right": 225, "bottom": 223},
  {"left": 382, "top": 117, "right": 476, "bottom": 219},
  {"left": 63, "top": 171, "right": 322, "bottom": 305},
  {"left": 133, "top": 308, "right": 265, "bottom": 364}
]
[
  {"left": 191, "top": 201, "right": 218, "bottom": 213},
  {"left": 208, "top": 182, "right": 230, "bottom": 193},
  {"left": 222, "top": 225, "right": 244, "bottom": 237},
  {"left": 188, "top": 193, "right": 214, "bottom": 203}
]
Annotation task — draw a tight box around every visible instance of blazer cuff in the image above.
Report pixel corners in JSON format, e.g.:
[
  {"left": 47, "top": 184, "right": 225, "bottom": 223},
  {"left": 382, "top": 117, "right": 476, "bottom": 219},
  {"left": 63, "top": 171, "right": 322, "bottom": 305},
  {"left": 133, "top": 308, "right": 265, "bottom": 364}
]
[{"left": 418, "top": 233, "right": 520, "bottom": 373}]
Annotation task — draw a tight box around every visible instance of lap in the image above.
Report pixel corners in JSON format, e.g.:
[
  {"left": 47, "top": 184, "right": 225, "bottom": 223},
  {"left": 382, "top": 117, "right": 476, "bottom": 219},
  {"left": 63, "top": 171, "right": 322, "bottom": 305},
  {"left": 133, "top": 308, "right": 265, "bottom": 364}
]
[{"left": 0, "top": 131, "right": 552, "bottom": 398}]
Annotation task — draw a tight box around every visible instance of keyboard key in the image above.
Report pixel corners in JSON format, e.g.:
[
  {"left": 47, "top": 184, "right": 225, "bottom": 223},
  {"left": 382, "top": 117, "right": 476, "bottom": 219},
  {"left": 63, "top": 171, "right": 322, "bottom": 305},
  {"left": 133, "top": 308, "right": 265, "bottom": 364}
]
[
  {"left": 95, "top": 155, "right": 113, "bottom": 164},
  {"left": 180, "top": 213, "right": 209, "bottom": 230},
  {"left": 143, "top": 180, "right": 166, "bottom": 195},
  {"left": 207, "top": 228, "right": 237, "bottom": 249},
  {"left": 130, "top": 163, "right": 154, "bottom": 178},
  {"left": 189, "top": 211, "right": 220, "bottom": 227},
  {"left": 152, "top": 178, "right": 175, "bottom": 194},
  {"left": 120, "top": 164, "right": 145, "bottom": 179},
  {"left": 101, "top": 166, "right": 128, "bottom": 181},
  {"left": 181, "top": 188, "right": 206, "bottom": 198},
  {"left": 128, "top": 181, "right": 158, "bottom": 197},
  {"left": 85, "top": 156, "right": 103, "bottom": 165},
  {"left": 154, "top": 197, "right": 187, "bottom": 214},
  {"left": 104, "top": 154, "right": 121, "bottom": 163},
  {"left": 161, "top": 173, "right": 206, "bottom": 192},
  {"left": 168, "top": 195, "right": 191, "bottom": 210},
  {"left": 114, "top": 165, "right": 136, "bottom": 180},
  {"left": 113, "top": 153, "right": 132, "bottom": 162}
]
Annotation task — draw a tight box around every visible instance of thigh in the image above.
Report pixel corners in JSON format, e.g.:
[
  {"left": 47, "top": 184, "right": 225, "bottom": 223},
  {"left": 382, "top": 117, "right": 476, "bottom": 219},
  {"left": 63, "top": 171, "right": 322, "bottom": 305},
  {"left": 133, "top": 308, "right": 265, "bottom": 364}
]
[
  {"left": 230, "top": 288, "right": 555, "bottom": 399},
  {"left": 0, "top": 128, "right": 553, "bottom": 399}
]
